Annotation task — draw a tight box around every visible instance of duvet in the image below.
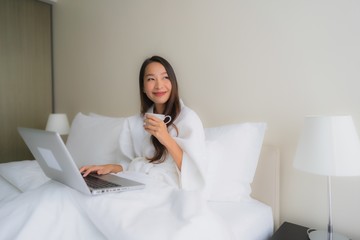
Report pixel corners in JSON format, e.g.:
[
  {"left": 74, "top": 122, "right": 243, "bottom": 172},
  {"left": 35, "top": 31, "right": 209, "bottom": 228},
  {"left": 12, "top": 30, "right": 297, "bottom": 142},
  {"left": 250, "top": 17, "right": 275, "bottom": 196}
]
[{"left": 0, "top": 166, "right": 233, "bottom": 240}]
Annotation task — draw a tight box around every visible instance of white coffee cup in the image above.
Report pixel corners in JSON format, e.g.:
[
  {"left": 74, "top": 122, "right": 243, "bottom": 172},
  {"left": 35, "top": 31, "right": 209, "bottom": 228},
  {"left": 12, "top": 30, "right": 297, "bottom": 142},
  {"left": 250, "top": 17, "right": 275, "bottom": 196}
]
[{"left": 146, "top": 113, "right": 172, "bottom": 124}]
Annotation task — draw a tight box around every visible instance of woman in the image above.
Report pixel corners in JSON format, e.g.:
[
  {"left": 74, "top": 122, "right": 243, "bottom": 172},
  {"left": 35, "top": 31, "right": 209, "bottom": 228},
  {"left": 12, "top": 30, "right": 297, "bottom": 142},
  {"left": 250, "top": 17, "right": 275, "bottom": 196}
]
[{"left": 80, "top": 56, "right": 207, "bottom": 190}]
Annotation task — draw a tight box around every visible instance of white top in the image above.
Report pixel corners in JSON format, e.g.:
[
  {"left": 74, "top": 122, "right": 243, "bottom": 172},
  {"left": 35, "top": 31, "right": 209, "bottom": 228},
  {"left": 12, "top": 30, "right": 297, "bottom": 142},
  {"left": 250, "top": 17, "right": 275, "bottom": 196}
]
[{"left": 117, "top": 101, "right": 207, "bottom": 191}]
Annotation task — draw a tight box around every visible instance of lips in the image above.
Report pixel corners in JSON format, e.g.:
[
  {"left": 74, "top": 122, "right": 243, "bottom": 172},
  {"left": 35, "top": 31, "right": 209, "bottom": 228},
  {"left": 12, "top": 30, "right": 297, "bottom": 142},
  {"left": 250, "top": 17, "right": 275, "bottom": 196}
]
[{"left": 153, "top": 92, "right": 167, "bottom": 97}]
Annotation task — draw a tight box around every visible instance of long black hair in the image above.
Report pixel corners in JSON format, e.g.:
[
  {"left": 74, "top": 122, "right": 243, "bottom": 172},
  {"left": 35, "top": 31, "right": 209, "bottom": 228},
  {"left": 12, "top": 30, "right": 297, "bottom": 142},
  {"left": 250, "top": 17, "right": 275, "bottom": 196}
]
[{"left": 139, "top": 56, "right": 181, "bottom": 163}]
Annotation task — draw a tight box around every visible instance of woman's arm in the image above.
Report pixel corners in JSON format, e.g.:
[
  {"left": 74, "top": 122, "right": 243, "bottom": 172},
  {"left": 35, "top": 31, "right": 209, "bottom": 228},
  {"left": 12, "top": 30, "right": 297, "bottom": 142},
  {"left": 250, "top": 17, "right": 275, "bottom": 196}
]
[
  {"left": 170, "top": 106, "right": 207, "bottom": 191},
  {"left": 160, "top": 134, "right": 183, "bottom": 170},
  {"left": 144, "top": 114, "right": 183, "bottom": 169}
]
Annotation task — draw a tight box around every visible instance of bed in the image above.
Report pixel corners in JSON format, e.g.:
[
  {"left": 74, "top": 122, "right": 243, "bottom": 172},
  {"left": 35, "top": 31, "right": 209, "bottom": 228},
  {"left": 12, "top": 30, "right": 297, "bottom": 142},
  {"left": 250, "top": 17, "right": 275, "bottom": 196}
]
[{"left": 0, "top": 113, "right": 280, "bottom": 240}]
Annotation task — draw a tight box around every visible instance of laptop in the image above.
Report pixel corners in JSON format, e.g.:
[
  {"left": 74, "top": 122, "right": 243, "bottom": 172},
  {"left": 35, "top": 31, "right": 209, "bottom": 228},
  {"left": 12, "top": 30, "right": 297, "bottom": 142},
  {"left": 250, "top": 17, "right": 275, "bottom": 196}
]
[{"left": 18, "top": 127, "right": 145, "bottom": 195}]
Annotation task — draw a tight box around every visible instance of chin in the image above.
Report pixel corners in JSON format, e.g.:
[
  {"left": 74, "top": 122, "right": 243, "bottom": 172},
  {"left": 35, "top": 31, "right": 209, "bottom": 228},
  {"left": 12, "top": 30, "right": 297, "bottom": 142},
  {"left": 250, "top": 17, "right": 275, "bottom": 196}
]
[{"left": 152, "top": 96, "right": 170, "bottom": 104}]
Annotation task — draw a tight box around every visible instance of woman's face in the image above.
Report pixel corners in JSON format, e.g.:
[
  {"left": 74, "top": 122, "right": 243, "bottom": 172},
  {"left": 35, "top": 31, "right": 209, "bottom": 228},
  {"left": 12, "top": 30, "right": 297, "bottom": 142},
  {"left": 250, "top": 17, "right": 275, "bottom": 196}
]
[{"left": 143, "top": 62, "right": 172, "bottom": 113}]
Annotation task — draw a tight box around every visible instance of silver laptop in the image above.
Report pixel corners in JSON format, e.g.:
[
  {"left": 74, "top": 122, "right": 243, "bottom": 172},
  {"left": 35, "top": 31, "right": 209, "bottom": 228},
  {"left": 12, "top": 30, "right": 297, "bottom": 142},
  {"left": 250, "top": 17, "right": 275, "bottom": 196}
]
[{"left": 18, "top": 127, "right": 145, "bottom": 195}]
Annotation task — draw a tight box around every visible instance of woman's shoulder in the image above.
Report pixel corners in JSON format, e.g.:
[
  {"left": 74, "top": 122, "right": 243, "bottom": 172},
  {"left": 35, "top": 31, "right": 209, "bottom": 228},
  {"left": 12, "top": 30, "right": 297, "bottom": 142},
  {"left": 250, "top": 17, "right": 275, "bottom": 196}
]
[
  {"left": 179, "top": 104, "right": 198, "bottom": 118},
  {"left": 175, "top": 101, "right": 205, "bottom": 138},
  {"left": 177, "top": 101, "right": 203, "bottom": 125},
  {"left": 122, "top": 113, "right": 143, "bottom": 128}
]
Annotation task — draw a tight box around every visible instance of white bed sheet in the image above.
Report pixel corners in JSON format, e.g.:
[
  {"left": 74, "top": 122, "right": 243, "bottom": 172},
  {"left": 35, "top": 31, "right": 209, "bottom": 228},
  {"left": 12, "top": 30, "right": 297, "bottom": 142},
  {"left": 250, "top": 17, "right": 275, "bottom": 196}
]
[
  {"left": 209, "top": 199, "right": 273, "bottom": 240},
  {"left": 0, "top": 160, "right": 274, "bottom": 240},
  {"left": 0, "top": 175, "right": 21, "bottom": 202}
]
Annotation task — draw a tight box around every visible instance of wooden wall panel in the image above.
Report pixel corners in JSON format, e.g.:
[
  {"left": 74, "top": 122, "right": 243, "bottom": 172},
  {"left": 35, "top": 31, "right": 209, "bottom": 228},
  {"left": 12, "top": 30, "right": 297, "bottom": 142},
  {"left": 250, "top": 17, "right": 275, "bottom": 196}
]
[{"left": 0, "top": 0, "right": 52, "bottom": 163}]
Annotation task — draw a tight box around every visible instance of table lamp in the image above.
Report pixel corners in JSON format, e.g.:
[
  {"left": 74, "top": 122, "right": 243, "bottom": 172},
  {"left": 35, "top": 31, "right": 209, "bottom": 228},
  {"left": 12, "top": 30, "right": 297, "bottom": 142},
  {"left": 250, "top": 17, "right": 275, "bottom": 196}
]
[
  {"left": 293, "top": 115, "right": 360, "bottom": 240},
  {"left": 45, "top": 113, "right": 70, "bottom": 135}
]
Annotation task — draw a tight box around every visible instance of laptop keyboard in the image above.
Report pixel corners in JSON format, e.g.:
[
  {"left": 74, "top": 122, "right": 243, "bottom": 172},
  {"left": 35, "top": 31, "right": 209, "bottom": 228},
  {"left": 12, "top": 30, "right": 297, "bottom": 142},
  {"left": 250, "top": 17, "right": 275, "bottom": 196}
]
[{"left": 84, "top": 174, "right": 121, "bottom": 189}]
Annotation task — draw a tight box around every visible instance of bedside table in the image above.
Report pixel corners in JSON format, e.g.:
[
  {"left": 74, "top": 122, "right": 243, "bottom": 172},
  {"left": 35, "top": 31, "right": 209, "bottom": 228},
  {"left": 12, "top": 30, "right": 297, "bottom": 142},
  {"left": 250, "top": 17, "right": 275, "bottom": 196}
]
[{"left": 270, "top": 221, "right": 309, "bottom": 240}]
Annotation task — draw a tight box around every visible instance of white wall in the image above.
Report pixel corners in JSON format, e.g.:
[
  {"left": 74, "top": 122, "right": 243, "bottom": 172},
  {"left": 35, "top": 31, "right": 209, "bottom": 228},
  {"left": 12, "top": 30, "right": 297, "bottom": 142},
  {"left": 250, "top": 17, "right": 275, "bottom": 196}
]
[{"left": 53, "top": 0, "right": 360, "bottom": 238}]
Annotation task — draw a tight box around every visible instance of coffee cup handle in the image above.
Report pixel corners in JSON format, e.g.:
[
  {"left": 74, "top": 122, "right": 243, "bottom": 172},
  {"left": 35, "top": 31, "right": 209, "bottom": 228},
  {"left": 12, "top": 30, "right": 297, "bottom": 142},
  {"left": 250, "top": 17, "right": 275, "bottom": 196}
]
[{"left": 164, "top": 115, "right": 172, "bottom": 124}]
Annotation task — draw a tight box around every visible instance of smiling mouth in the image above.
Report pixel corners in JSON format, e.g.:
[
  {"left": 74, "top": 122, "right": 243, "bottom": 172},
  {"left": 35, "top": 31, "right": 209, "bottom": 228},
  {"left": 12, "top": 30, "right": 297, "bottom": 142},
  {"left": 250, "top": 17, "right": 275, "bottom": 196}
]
[{"left": 153, "top": 92, "right": 167, "bottom": 97}]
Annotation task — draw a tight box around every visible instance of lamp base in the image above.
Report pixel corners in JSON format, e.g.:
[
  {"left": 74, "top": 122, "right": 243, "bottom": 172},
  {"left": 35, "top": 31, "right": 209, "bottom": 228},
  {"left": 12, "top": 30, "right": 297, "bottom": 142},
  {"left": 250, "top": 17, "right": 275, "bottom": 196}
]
[{"left": 309, "top": 230, "right": 349, "bottom": 240}]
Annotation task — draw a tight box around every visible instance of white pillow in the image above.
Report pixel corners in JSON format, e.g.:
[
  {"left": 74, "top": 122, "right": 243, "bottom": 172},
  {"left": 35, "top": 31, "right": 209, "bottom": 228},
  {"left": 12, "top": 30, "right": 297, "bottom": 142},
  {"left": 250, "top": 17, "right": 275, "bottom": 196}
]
[
  {"left": 0, "top": 160, "right": 49, "bottom": 192},
  {"left": 66, "top": 113, "right": 125, "bottom": 168},
  {"left": 204, "top": 122, "right": 266, "bottom": 202}
]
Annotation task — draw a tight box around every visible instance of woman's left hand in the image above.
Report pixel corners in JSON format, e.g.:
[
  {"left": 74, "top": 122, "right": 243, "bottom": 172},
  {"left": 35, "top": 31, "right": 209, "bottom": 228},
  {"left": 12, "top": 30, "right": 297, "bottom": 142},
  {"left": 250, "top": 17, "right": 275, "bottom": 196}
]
[{"left": 143, "top": 114, "right": 170, "bottom": 144}]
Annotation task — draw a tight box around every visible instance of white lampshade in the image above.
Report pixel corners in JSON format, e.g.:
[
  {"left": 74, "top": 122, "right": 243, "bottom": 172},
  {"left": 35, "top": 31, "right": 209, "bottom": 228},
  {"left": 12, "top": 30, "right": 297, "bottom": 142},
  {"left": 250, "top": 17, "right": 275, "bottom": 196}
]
[
  {"left": 293, "top": 115, "right": 360, "bottom": 176},
  {"left": 45, "top": 113, "right": 70, "bottom": 135}
]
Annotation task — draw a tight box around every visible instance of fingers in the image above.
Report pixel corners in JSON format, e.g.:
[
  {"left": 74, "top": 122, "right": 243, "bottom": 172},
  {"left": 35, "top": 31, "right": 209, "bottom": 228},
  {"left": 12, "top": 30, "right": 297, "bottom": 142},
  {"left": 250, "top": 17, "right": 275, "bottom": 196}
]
[
  {"left": 80, "top": 165, "right": 94, "bottom": 177},
  {"left": 144, "top": 114, "right": 161, "bottom": 126},
  {"left": 80, "top": 165, "right": 107, "bottom": 177},
  {"left": 144, "top": 122, "right": 163, "bottom": 137},
  {"left": 80, "top": 164, "right": 123, "bottom": 177},
  {"left": 144, "top": 115, "right": 165, "bottom": 131}
]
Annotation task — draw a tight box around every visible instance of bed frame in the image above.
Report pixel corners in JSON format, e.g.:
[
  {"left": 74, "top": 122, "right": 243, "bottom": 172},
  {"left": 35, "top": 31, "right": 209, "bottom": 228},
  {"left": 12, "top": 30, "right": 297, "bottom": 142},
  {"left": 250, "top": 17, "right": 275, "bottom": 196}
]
[{"left": 251, "top": 144, "right": 280, "bottom": 229}]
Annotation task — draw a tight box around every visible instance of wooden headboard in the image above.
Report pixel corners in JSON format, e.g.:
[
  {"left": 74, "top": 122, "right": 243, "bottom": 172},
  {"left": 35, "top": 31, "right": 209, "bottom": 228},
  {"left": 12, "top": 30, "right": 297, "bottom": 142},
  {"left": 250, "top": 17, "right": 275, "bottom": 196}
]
[{"left": 251, "top": 144, "right": 280, "bottom": 229}]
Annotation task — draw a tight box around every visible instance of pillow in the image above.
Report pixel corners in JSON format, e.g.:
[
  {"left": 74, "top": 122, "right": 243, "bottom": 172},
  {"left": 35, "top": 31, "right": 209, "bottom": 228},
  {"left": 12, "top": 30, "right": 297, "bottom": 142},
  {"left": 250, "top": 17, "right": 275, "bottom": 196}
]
[
  {"left": 0, "top": 160, "right": 49, "bottom": 192},
  {"left": 66, "top": 112, "right": 125, "bottom": 168},
  {"left": 204, "top": 122, "right": 266, "bottom": 202}
]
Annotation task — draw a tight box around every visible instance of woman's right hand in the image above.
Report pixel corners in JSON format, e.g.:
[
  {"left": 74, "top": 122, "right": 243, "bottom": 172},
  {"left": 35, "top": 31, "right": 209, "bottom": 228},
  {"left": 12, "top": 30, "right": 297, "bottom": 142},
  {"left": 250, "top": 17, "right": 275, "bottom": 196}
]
[{"left": 80, "top": 164, "right": 123, "bottom": 177}]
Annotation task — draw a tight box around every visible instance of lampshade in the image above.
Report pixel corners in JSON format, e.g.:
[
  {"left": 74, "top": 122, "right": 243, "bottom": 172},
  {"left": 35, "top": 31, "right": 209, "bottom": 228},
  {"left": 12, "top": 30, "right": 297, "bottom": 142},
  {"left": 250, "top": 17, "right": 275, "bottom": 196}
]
[
  {"left": 293, "top": 115, "right": 360, "bottom": 176},
  {"left": 45, "top": 113, "right": 70, "bottom": 135}
]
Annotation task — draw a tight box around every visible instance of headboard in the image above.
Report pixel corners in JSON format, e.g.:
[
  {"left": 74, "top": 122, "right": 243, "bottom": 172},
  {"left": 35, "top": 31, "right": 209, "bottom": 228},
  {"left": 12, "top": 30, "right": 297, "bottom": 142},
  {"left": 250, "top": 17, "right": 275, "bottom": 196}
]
[{"left": 251, "top": 144, "right": 280, "bottom": 228}]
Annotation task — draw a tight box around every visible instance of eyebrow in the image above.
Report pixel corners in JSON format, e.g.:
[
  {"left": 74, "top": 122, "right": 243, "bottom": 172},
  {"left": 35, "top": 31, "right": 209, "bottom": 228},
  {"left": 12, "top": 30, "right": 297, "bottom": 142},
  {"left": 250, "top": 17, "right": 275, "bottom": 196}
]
[{"left": 144, "top": 72, "right": 168, "bottom": 77}]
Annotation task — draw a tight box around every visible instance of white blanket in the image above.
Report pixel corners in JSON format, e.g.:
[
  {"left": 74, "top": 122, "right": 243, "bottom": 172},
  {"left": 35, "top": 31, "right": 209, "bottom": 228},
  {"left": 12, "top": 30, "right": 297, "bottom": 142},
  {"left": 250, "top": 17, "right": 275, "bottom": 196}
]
[{"left": 0, "top": 169, "right": 234, "bottom": 240}]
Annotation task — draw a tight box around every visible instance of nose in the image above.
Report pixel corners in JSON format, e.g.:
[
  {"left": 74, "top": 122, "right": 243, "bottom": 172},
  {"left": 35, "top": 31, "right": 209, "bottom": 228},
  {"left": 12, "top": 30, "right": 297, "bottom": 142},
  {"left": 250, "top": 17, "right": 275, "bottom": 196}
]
[{"left": 154, "top": 78, "right": 163, "bottom": 89}]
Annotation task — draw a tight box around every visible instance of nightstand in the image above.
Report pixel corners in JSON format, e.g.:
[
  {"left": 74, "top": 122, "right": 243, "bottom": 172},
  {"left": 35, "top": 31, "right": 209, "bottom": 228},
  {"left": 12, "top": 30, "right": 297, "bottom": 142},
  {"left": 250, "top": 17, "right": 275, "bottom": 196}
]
[{"left": 270, "top": 221, "right": 309, "bottom": 240}]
